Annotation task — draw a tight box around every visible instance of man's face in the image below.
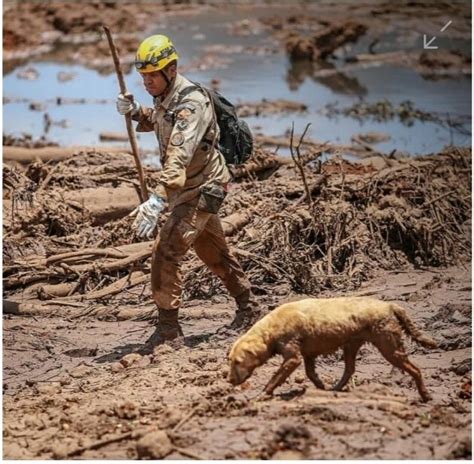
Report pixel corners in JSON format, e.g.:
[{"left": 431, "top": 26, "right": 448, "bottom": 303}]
[{"left": 141, "top": 70, "right": 168, "bottom": 97}]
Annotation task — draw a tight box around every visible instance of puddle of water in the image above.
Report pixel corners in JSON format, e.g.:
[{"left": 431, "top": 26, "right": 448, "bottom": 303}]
[{"left": 3, "top": 6, "right": 471, "bottom": 163}]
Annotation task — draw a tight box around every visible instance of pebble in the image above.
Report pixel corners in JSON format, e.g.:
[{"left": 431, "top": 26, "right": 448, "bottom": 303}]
[{"left": 136, "top": 430, "right": 173, "bottom": 459}]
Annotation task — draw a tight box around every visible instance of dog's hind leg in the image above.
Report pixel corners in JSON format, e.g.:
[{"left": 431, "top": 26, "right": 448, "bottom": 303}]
[
  {"left": 371, "top": 326, "right": 431, "bottom": 402},
  {"left": 333, "top": 340, "right": 363, "bottom": 391},
  {"left": 304, "top": 356, "right": 325, "bottom": 389},
  {"left": 263, "top": 341, "right": 302, "bottom": 395}
]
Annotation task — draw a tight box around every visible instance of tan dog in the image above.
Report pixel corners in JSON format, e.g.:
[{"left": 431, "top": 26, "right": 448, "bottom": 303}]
[{"left": 228, "top": 297, "right": 437, "bottom": 402}]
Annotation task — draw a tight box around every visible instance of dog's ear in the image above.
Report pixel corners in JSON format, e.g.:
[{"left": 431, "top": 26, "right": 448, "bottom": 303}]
[{"left": 245, "top": 339, "right": 268, "bottom": 357}]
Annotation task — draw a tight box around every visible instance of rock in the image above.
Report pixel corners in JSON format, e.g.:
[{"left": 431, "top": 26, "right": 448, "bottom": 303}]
[
  {"left": 120, "top": 353, "right": 143, "bottom": 368},
  {"left": 110, "top": 362, "right": 125, "bottom": 373},
  {"left": 136, "top": 430, "right": 173, "bottom": 459},
  {"left": 357, "top": 131, "right": 391, "bottom": 144},
  {"left": 57, "top": 71, "right": 76, "bottom": 82},
  {"left": 294, "top": 374, "right": 306, "bottom": 384},
  {"left": 114, "top": 400, "right": 139, "bottom": 419},
  {"left": 17, "top": 66, "right": 39, "bottom": 80},
  {"left": 63, "top": 346, "right": 98, "bottom": 357},
  {"left": 135, "top": 355, "right": 151, "bottom": 368},
  {"left": 459, "top": 378, "right": 471, "bottom": 400},
  {"left": 52, "top": 443, "right": 69, "bottom": 459},
  {"left": 59, "top": 377, "right": 71, "bottom": 386},
  {"left": 36, "top": 382, "right": 62, "bottom": 395},
  {"left": 451, "top": 358, "right": 471, "bottom": 376},
  {"left": 69, "top": 365, "right": 92, "bottom": 378}
]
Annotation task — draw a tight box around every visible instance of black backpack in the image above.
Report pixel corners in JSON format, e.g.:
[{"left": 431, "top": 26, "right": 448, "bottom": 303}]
[{"left": 177, "top": 83, "right": 253, "bottom": 166}]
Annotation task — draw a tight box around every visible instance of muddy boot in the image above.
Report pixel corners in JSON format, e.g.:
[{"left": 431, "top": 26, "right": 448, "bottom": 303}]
[
  {"left": 215, "top": 290, "right": 261, "bottom": 338},
  {"left": 231, "top": 291, "right": 262, "bottom": 330},
  {"left": 143, "top": 309, "right": 184, "bottom": 352}
]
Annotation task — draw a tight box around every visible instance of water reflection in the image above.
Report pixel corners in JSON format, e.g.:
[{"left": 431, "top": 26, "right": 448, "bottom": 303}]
[{"left": 287, "top": 58, "right": 367, "bottom": 96}]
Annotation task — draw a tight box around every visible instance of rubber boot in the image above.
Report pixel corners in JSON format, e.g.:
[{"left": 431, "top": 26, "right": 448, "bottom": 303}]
[{"left": 143, "top": 308, "right": 184, "bottom": 352}]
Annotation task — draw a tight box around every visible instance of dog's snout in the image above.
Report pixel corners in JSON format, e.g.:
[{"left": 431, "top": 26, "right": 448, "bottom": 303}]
[
  {"left": 229, "top": 364, "right": 249, "bottom": 386},
  {"left": 228, "top": 371, "right": 238, "bottom": 385}
]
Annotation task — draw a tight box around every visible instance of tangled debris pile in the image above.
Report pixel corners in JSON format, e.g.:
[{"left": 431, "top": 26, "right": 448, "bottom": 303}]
[
  {"left": 3, "top": 1, "right": 208, "bottom": 73},
  {"left": 321, "top": 100, "right": 471, "bottom": 135},
  {"left": 194, "top": 145, "right": 471, "bottom": 297},
  {"left": 284, "top": 21, "right": 367, "bottom": 61},
  {"left": 236, "top": 99, "right": 307, "bottom": 118},
  {"left": 3, "top": 141, "right": 471, "bottom": 317},
  {"left": 254, "top": 4, "right": 470, "bottom": 79}
]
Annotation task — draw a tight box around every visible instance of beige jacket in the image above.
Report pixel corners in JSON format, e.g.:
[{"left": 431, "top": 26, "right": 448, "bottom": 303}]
[{"left": 133, "top": 73, "right": 231, "bottom": 209}]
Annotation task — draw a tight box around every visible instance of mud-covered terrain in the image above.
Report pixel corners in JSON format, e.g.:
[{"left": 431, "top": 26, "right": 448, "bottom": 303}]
[
  {"left": 2, "top": 265, "right": 473, "bottom": 460},
  {"left": 3, "top": 144, "right": 472, "bottom": 459},
  {"left": 3, "top": 0, "right": 472, "bottom": 460}
]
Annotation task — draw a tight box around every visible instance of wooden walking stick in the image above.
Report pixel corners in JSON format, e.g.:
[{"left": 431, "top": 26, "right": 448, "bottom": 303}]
[{"left": 103, "top": 25, "right": 149, "bottom": 202}]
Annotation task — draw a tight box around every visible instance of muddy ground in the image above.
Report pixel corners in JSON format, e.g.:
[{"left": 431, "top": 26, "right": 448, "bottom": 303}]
[
  {"left": 3, "top": 0, "right": 472, "bottom": 461},
  {"left": 3, "top": 145, "right": 472, "bottom": 460},
  {"left": 3, "top": 264, "right": 472, "bottom": 459}
]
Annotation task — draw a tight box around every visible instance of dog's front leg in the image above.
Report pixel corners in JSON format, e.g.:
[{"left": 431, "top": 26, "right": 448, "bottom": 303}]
[{"left": 263, "top": 341, "right": 302, "bottom": 395}]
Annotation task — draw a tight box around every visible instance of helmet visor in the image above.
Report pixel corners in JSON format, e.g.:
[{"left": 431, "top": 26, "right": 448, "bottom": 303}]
[
  {"left": 134, "top": 46, "right": 177, "bottom": 71},
  {"left": 135, "top": 56, "right": 159, "bottom": 70}
]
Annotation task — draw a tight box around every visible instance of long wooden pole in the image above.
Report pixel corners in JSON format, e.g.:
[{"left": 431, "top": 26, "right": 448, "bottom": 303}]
[{"left": 103, "top": 25, "right": 149, "bottom": 202}]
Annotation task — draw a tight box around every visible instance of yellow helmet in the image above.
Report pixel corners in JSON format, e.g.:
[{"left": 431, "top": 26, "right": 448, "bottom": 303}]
[{"left": 134, "top": 35, "right": 179, "bottom": 73}]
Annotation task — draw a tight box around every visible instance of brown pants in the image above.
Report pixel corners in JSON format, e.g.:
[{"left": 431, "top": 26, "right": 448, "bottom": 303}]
[{"left": 151, "top": 201, "right": 250, "bottom": 311}]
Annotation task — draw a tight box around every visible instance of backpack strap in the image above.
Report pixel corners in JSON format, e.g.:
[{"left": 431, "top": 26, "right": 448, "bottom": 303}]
[
  {"left": 200, "top": 86, "right": 219, "bottom": 153},
  {"left": 176, "top": 84, "right": 199, "bottom": 101},
  {"left": 176, "top": 83, "right": 219, "bottom": 151}
]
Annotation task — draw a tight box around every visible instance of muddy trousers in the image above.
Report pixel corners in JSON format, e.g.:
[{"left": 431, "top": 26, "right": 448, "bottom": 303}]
[{"left": 151, "top": 201, "right": 251, "bottom": 312}]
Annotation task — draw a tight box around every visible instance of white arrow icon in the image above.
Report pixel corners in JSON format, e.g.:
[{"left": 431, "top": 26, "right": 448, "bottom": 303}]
[
  {"left": 423, "top": 21, "right": 452, "bottom": 50},
  {"left": 440, "top": 20, "right": 452, "bottom": 32},
  {"left": 423, "top": 34, "right": 438, "bottom": 49}
]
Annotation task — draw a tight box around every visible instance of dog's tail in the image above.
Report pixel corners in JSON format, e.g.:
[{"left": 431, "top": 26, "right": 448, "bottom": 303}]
[{"left": 391, "top": 303, "right": 437, "bottom": 348}]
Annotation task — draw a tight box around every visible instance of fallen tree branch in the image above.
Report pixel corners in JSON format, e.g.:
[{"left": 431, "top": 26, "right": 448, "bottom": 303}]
[
  {"left": 60, "top": 271, "right": 148, "bottom": 301},
  {"left": 3, "top": 145, "right": 130, "bottom": 164}
]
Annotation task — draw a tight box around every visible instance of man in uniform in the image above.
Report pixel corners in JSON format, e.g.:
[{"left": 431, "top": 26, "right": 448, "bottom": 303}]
[{"left": 116, "top": 35, "right": 259, "bottom": 347}]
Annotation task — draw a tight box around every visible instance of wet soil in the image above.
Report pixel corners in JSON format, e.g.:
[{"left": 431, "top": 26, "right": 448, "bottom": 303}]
[
  {"left": 3, "top": 143, "right": 472, "bottom": 460},
  {"left": 3, "top": 265, "right": 471, "bottom": 459}
]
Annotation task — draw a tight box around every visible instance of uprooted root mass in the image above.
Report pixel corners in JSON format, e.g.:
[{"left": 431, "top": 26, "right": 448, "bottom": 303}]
[{"left": 3, "top": 144, "right": 471, "bottom": 314}]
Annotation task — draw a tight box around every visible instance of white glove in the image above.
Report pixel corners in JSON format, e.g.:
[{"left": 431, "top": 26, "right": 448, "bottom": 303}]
[
  {"left": 116, "top": 93, "right": 140, "bottom": 116},
  {"left": 129, "top": 193, "right": 165, "bottom": 239}
]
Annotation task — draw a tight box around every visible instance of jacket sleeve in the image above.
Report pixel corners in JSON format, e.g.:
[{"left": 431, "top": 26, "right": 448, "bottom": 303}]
[
  {"left": 132, "top": 105, "right": 155, "bottom": 132},
  {"left": 159, "top": 98, "right": 214, "bottom": 191}
]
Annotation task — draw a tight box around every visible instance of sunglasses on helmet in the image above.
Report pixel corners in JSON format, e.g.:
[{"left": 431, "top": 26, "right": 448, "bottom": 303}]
[{"left": 134, "top": 46, "right": 176, "bottom": 70}]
